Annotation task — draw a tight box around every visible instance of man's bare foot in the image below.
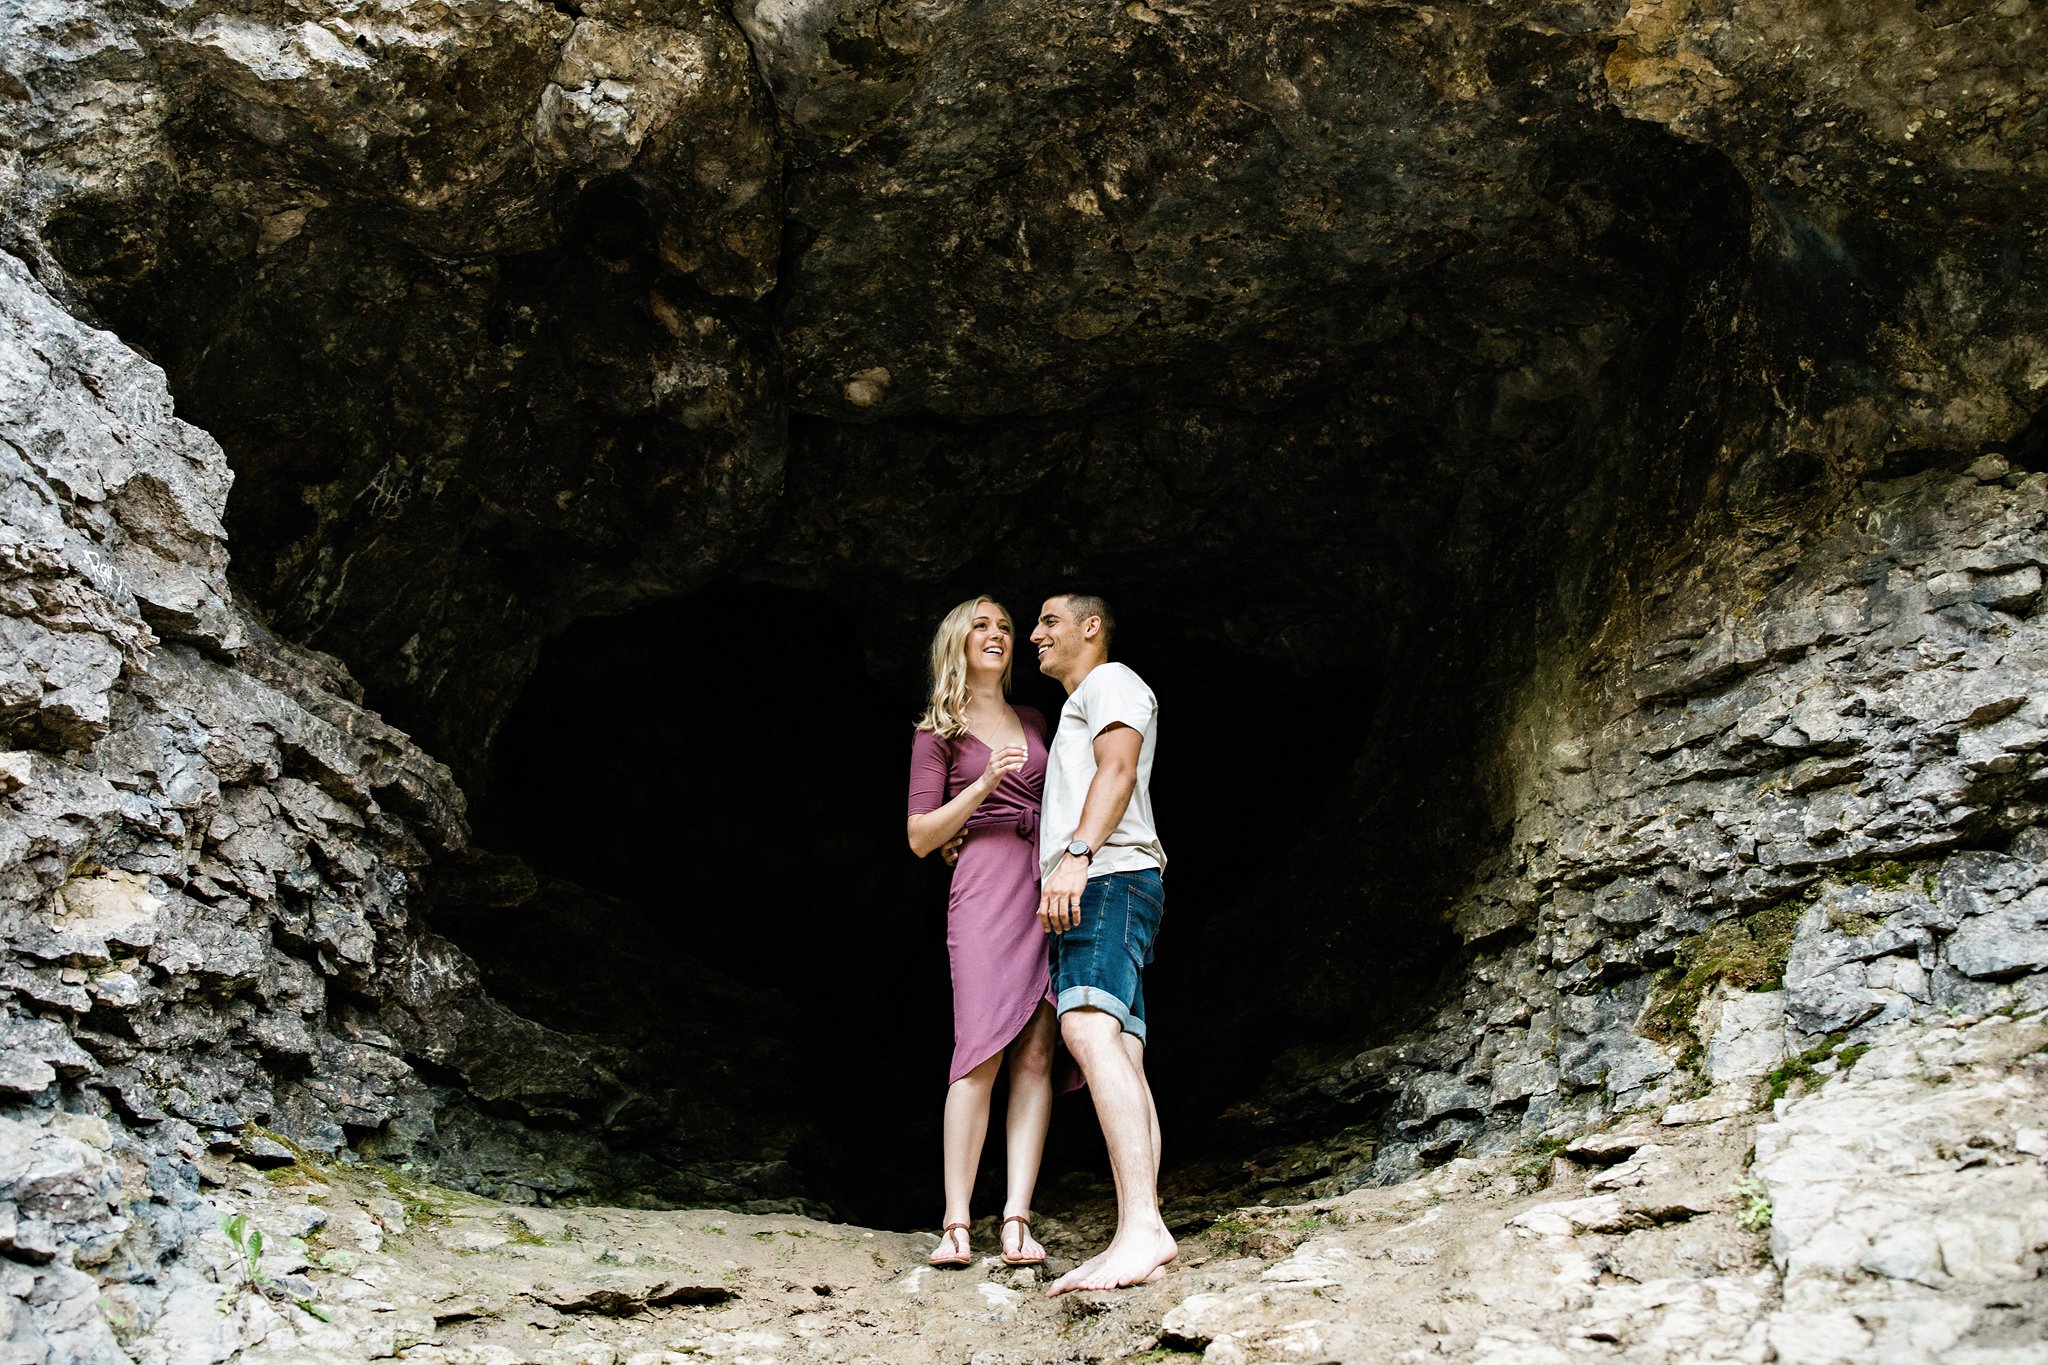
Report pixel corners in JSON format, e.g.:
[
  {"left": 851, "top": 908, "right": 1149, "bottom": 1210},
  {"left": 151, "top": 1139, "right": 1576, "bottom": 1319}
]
[
  {"left": 1053, "top": 1244, "right": 1109, "bottom": 1289},
  {"left": 1045, "top": 1226, "right": 1176, "bottom": 1295}
]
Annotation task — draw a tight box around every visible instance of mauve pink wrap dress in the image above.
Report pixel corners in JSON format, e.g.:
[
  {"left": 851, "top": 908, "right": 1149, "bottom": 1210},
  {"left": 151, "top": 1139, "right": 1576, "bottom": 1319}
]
[{"left": 908, "top": 709, "right": 1064, "bottom": 1085}]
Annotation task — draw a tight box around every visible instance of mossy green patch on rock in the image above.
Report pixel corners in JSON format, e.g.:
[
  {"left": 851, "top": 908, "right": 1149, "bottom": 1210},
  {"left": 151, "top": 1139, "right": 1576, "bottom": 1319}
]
[
  {"left": 251, "top": 1128, "right": 331, "bottom": 1188},
  {"left": 501, "top": 1221, "right": 554, "bottom": 1249},
  {"left": 1839, "top": 861, "right": 1921, "bottom": 892},
  {"left": 352, "top": 1160, "right": 488, "bottom": 1231},
  {"left": 1642, "top": 903, "right": 1801, "bottom": 1069},
  {"left": 1764, "top": 1033, "right": 1851, "bottom": 1104}
]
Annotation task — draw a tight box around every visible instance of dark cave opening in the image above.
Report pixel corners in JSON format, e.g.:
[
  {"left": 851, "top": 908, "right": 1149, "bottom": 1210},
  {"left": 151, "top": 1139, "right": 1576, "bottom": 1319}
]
[
  {"left": 451, "top": 580, "right": 1365, "bottom": 1227},
  {"left": 23, "top": 24, "right": 1770, "bottom": 1226},
  {"left": 43, "top": 113, "right": 1758, "bottom": 1221}
]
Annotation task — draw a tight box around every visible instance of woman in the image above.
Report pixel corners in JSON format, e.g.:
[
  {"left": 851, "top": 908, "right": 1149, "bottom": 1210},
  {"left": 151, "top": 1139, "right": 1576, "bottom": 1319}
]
[{"left": 906, "top": 596, "right": 1060, "bottom": 1268}]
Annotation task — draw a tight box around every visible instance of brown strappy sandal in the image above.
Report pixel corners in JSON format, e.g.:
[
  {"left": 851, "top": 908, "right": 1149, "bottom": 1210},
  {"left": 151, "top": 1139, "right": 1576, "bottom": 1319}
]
[
  {"left": 928, "top": 1222, "right": 973, "bottom": 1267},
  {"left": 1000, "top": 1214, "right": 1046, "bottom": 1266}
]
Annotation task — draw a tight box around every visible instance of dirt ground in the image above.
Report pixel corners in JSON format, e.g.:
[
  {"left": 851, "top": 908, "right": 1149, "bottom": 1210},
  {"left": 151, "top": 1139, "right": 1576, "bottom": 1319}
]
[
  {"left": 190, "top": 1112, "right": 1766, "bottom": 1364},
  {"left": 165, "top": 1010, "right": 2048, "bottom": 1364}
]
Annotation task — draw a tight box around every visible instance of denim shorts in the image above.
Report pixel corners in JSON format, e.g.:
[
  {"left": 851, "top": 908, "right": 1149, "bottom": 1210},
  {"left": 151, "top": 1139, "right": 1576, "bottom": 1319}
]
[{"left": 1050, "top": 868, "right": 1163, "bottom": 1043}]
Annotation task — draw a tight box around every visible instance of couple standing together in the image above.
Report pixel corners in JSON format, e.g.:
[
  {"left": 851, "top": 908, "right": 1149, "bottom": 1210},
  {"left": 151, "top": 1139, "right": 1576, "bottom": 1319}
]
[{"left": 905, "top": 591, "right": 1174, "bottom": 1296}]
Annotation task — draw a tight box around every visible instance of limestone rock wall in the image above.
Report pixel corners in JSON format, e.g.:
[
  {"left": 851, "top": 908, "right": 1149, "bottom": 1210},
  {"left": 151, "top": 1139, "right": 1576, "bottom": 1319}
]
[
  {"left": 0, "top": 250, "right": 805, "bottom": 1364},
  {"left": 1259, "top": 452, "right": 2048, "bottom": 1181}
]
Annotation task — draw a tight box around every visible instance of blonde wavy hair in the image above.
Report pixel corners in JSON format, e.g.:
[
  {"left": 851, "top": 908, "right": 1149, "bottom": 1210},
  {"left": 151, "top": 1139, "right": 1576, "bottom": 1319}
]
[{"left": 916, "top": 596, "right": 1013, "bottom": 737}]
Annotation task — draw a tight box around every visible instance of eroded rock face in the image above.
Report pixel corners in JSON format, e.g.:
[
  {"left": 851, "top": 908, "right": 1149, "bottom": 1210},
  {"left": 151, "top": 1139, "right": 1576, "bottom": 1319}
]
[
  {"left": 1241, "top": 455, "right": 2048, "bottom": 1180},
  {"left": 0, "top": 251, "right": 804, "bottom": 1361},
  {"left": 20, "top": 0, "right": 2040, "bottom": 778},
  {"left": 8, "top": 0, "right": 786, "bottom": 771},
  {"left": 2, "top": 0, "right": 2047, "bottom": 1359}
]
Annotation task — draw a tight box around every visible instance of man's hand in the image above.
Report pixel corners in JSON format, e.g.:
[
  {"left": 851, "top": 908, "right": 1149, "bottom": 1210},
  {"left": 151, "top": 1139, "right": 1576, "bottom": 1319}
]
[
  {"left": 1038, "top": 723, "right": 1137, "bottom": 933},
  {"left": 1039, "top": 855, "right": 1089, "bottom": 934},
  {"left": 940, "top": 833, "right": 966, "bottom": 867}
]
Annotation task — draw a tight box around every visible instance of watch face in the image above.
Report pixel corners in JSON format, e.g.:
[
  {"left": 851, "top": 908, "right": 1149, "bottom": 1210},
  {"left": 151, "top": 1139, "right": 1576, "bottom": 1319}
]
[{"left": 1067, "top": 840, "right": 1091, "bottom": 858}]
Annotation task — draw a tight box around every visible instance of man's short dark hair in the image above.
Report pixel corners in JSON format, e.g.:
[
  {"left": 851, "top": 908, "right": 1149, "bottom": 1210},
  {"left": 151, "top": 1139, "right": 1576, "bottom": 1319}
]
[{"left": 1056, "top": 591, "right": 1114, "bottom": 646}]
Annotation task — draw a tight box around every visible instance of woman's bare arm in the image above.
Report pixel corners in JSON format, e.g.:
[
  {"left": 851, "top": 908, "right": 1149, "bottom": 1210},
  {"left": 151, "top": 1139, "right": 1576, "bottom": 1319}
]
[{"left": 907, "top": 743, "right": 1026, "bottom": 857}]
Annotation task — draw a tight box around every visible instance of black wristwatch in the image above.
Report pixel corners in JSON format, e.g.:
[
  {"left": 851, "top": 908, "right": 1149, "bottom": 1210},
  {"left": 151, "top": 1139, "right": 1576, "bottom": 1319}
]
[{"left": 1065, "top": 839, "right": 1093, "bottom": 862}]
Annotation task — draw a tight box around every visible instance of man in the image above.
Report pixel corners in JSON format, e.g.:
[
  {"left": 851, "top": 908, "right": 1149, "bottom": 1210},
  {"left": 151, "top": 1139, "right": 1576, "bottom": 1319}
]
[{"left": 1029, "top": 591, "right": 1174, "bottom": 1295}]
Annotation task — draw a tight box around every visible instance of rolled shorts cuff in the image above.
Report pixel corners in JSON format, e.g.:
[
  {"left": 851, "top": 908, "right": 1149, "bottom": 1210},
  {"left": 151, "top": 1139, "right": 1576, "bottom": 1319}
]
[{"left": 1055, "top": 986, "right": 1149, "bottom": 1044}]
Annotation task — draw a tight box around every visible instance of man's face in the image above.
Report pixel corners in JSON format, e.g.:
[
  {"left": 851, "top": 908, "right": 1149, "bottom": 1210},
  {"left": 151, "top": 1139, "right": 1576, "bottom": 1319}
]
[{"left": 1032, "top": 598, "right": 1080, "bottom": 678}]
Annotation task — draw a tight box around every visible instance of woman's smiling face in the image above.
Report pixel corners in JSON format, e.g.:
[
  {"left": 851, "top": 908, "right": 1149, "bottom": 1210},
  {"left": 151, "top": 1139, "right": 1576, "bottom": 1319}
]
[{"left": 964, "top": 601, "right": 1013, "bottom": 682}]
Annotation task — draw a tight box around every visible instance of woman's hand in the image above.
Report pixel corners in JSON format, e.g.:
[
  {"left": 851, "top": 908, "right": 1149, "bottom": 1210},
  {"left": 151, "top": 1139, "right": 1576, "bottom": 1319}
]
[
  {"left": 908, "top": 739, "right": 1026, "bottom": 859},
  {"left": 976, "top": 744, "right": 1028, "bottom": 793}
]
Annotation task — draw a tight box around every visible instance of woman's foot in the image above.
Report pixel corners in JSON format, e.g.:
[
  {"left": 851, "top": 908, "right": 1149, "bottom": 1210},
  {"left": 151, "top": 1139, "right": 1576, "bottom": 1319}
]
[
  {"left": 928, "top": 1223, "right": 973, "bottom": 1267},
  {"left": 1000, "top": 1214, "right": 1046, "bottom": 1266}
]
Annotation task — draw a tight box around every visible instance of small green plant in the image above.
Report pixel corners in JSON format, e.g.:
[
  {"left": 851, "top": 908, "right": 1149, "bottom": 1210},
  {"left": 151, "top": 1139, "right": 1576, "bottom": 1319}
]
[
  {"left": 753, "top": 1227, "right": 815, "bottom": 1241},
  {"left": 1732, "top": 1175, "right": 1772, "bottom": 1231},
  {"left": 221, "top": 1211, "right": 330, "bottom": 1320},
  {"left": 1207, "top": 1214, "right": 1256, "bottom": 1257},
  {"left": 220, "top": 1213, "right": 267, "bottom": 1287},
  {"left": 1513, "top": 1136, "right": 1569, "bottom": 1184}
]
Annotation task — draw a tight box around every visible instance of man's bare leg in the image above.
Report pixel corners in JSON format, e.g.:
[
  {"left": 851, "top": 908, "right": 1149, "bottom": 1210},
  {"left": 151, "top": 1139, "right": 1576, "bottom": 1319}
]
[
  {"left": 1051, "top": 1024, "right": 1162, "bottom": 1287},
  {"left": 1000, "top": 1003, "right": 1056, "bottom": 1262},
  {"left": 1123, "top": 1030, "right": 1160, "bottom": 1184},
  {"left": 934, "top": 1053, "right": 1001, "bottom": 1263},
  {"left": 1047, "top": 1008, "right": 1176, "bottom": 1294}
]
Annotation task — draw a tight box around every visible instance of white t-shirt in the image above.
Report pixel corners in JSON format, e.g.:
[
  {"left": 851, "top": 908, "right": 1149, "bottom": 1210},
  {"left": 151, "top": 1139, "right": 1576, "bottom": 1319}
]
[{"left": 1039, "top": 661, "right": 1165, "bottom": 881}]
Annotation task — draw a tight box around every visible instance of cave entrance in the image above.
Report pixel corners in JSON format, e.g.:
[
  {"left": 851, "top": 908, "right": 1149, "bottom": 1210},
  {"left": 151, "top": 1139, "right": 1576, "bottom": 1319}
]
[{"left": 451, "top": 581, "right": 1361, "bottom": 1227}]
